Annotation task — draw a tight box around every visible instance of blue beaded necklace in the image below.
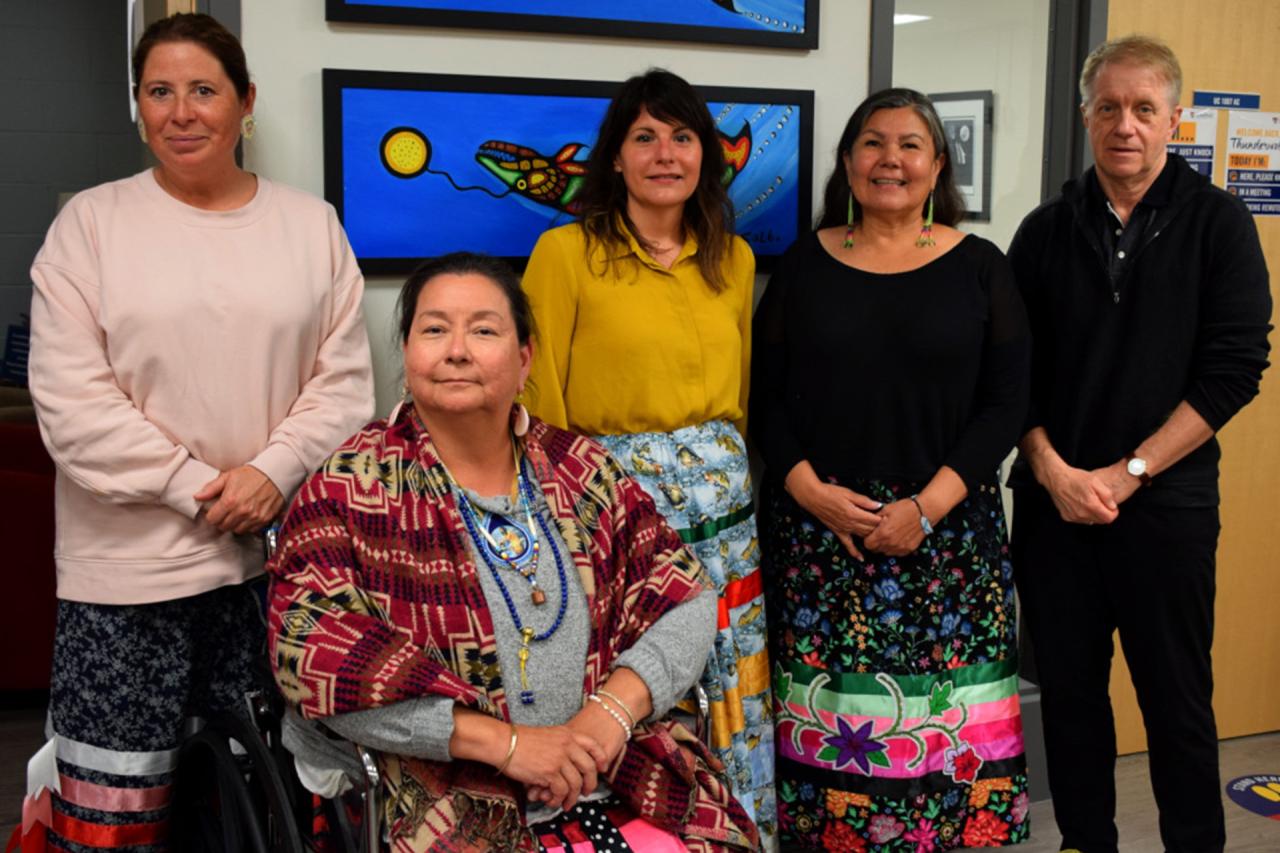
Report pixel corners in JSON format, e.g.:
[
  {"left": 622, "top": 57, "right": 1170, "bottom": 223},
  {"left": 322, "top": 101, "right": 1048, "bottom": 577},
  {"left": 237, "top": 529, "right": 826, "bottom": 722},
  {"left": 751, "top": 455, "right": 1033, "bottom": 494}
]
[{"left": 449, "top": 446, "right": 569, "bottom": 706}]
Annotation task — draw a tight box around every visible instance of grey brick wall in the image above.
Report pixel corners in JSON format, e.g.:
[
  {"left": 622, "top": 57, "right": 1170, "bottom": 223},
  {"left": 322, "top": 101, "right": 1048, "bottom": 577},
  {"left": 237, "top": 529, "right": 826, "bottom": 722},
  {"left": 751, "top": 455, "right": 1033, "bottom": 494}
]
[{"left": 1, "top": 0, "right": 146, "bottom": 382}]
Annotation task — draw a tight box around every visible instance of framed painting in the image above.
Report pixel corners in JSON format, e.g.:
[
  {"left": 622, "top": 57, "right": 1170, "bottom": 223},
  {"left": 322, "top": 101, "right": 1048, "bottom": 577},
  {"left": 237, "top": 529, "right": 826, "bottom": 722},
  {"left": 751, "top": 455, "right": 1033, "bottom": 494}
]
[
  {"left": 930, "top": 90, "right": 993, "bottom": 222},
  {"left": 325, "top": 1, "right": 818, "bottom": 50},
  {"left": 324, "top": 69, "right": 814, "bottom": 273}
]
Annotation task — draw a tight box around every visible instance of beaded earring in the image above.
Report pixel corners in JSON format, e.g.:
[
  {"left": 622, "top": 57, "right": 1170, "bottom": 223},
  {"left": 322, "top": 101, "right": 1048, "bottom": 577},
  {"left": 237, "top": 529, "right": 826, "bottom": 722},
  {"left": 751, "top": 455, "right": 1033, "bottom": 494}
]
[
  {"left": 842, "top": 193, "right": 855, "bottom": 249},
  {"left": 916, "top": 189, "right": 936, "bottom": 248}
]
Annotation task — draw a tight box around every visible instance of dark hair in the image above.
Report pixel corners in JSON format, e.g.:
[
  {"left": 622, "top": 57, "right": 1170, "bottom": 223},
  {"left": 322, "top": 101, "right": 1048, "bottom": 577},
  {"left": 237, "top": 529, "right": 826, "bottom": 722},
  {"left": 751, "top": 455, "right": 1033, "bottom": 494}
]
[
  {"left": 816, "top": 88, "right": 964, "bottom": 230},
  {"left": 574, "top": 68, "right": 736, "bottom": 292},
  {"left": 397, "top": 252, "right": 535, "bottom": 346},
  {"left": 132, "top": 13, "right": 251, "bottom": 101}
]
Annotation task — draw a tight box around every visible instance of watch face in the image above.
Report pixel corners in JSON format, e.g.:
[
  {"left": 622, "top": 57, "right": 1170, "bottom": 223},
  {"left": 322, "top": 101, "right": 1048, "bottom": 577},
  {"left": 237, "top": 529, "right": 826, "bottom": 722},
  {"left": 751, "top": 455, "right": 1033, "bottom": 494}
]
[{"left": 1127, "top": 457, "right": 1148, "bottom": 477}]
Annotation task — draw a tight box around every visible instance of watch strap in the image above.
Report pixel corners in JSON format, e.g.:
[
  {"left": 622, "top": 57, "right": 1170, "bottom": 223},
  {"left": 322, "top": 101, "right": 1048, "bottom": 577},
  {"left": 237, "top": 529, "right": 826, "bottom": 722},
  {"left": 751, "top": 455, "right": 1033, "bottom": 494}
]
[{"left": 909, "top": 494, "right": 934, "bottom": 535}]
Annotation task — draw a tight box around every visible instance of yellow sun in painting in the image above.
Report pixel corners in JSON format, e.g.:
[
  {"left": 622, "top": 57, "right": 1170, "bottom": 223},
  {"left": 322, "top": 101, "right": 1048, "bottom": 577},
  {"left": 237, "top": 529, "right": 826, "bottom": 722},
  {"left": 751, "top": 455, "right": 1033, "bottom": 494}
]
[{"left": 380, "top": 127, "right": 430, "bottom": 178}]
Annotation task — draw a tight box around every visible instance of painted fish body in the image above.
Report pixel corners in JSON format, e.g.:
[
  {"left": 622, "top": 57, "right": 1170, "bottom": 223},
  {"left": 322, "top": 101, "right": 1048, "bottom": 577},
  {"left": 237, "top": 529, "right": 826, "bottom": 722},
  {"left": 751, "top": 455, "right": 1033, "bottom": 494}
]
[{"left": 475, "top": 140, "right": 587, "bottom": 214}]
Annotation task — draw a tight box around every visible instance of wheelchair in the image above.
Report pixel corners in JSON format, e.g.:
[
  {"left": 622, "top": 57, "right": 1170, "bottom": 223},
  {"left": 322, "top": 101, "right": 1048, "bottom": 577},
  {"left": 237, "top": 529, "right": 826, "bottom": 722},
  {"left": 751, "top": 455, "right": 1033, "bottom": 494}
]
[
  {"left": 169, "top": 677, "right": 713, "bottom": 852},
  {"left": 169, "top": 685, "right": 382, "bottom": 853}
]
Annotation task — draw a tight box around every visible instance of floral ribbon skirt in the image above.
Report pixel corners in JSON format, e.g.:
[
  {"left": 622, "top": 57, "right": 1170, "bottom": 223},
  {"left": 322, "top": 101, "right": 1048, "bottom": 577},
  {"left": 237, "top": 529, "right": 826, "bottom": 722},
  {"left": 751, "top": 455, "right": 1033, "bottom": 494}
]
[{"left": 760, "top": 477, "right": 1029, "bottom": 851}]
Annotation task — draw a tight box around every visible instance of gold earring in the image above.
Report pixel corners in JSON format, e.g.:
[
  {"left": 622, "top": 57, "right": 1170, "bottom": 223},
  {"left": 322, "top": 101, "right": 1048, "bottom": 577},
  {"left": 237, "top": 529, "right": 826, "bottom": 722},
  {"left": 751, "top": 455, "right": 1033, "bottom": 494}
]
[
  {"left": 136, "top": 119, "right": 148, "bottom": 144},
  {"left": 241, "top": 114, "right": 256, "bottom": 140}
]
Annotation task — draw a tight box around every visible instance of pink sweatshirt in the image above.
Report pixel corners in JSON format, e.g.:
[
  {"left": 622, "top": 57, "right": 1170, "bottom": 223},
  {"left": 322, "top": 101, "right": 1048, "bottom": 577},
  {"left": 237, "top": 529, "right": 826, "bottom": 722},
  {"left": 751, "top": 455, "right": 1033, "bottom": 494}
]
[{"left": 29, "top": 170, "right": 375, "bottom": 605}]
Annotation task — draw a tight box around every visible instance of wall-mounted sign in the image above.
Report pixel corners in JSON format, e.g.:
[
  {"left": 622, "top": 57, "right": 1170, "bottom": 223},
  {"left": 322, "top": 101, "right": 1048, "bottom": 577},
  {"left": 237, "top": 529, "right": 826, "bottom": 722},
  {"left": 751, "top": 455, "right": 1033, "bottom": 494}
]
[
  {"left": 1225, "top": 774, "right": 1280, "bottom": 819},
  {"left": 1193, "top": 90, "right": 1261, "bottom": 110},
  {"left": 1225, "top": 110, "right": 1280, "bottom": 216},
  {"left": 1169, "top": 108, "right": 1217, "bottom": 180}
]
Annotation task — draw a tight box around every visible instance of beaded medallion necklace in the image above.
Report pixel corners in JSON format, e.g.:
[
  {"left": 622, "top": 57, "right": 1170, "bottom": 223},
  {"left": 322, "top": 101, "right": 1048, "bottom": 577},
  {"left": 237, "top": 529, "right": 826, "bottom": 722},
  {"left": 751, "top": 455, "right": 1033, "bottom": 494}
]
[{"left": 446, "top": 442, "right": 569, "bottom": 706}]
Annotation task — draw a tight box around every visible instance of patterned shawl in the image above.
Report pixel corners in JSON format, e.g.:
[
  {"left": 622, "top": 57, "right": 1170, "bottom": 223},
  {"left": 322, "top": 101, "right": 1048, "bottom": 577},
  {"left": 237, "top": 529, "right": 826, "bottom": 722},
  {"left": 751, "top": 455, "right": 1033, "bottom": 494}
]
[{"left": 268, "top": 406, "right": 759, "bottom": 852}]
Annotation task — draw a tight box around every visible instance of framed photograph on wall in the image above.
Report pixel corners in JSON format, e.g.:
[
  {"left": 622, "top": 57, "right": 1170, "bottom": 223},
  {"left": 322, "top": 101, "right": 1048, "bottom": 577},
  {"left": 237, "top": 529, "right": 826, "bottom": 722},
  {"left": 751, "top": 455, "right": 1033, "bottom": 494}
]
[
  {"left": 325, "top": 1, "right": 818, "bottom": 50},
  {"left": 930, "top": 90, "right": 993, "bottom": 222},
  {"left": 323, "top": 69, "right": 814, "bottom": 273}
]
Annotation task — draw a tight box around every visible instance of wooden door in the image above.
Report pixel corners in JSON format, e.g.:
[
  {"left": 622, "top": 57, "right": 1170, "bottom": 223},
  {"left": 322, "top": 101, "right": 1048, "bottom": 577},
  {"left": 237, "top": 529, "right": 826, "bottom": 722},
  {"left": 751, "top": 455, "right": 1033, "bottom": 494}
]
[{"left": 1105, "top": 0, "right": 1280, "bottom": 754}]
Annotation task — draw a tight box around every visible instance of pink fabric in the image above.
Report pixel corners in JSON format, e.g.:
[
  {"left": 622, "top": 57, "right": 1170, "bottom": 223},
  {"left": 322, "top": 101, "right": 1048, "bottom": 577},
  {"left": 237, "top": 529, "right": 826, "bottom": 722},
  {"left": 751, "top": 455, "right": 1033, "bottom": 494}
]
[
  {"left": 56, "top": 774, "right": 170, "bottom": 813},
  {"left": 617, "top": 814, "right": 688, "bottom": 851},
  {"left": 779, "top": 696, "right": 1027, "bottom": 778},
  {"left": 29, "top": 170, "right": 374, "bottom": 605}
]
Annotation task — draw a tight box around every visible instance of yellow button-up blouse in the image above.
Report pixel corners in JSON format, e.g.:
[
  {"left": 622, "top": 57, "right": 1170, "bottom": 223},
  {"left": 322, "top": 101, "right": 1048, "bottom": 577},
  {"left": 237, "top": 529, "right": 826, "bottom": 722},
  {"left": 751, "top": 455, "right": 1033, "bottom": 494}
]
[{"left": 522, "top": 222, "right": 755, "bottom": 437}]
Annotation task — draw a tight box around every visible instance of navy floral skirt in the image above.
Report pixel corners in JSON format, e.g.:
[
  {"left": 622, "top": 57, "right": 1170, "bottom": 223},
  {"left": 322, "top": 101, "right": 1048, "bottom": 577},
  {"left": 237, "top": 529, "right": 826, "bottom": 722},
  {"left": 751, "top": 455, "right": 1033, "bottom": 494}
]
[{"left": 759, "top": 476, "right": 1029, "bottom": 851}]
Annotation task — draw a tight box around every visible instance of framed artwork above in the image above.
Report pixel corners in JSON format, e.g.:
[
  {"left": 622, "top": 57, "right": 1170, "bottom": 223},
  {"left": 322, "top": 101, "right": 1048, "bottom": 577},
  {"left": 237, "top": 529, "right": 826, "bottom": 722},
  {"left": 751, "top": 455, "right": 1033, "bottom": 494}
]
[
  {"left": 324, "top": 69, "right": 814, "bottom": 273},
  {"left": 325, "top": 0, "right": 819, "bottom": 50},
  {"left": 930, "top": 90, "right": 993, "bottom": 222}
]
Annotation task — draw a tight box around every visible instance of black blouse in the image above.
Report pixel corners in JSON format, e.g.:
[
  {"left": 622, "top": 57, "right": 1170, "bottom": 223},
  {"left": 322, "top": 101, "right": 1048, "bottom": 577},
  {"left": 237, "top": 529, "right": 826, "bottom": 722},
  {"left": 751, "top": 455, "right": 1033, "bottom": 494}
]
[{"left": 750, "top": 231, "right": 1030, "bottom": 490}]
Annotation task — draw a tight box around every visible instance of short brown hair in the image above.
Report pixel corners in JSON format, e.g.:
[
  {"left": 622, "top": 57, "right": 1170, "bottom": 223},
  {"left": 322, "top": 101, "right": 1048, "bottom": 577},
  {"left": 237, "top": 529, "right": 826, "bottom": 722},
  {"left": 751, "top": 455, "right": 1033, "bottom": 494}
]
[
  {"left": 133, "top": 13, "right": 251, "bottom": 101},
  {"left": 1079, "top": 35, "right": 1182, "bottom": 107}
]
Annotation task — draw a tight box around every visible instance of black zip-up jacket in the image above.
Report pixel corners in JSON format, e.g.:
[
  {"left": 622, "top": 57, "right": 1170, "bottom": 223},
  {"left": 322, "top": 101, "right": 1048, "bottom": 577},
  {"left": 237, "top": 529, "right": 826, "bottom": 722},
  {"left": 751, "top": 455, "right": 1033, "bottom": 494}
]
[{"left": 1007, "top": 154, "right": 1272, "bottom": 507}]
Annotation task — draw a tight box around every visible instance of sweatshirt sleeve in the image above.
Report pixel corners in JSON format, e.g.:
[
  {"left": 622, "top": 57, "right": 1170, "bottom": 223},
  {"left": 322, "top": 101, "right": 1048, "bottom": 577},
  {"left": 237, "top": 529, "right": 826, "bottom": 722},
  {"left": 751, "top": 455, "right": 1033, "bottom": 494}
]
[
  {"left": 522, "top": 229, "right": 580, "bottom": 430},
  {"left": 248, "top": 210, "right": 374, "bottom": 497},
  {"left": 28, "top": 205, "right": 219, "bottom": 520},
  {"left": 1183, "top": 197, "right": 1272, "bottom": 431},
  {"left": 748, "top": 241, "right": 807, "bottom": 478},
  {"left": 941, "top": 242, "right": 1032, "bottom": 490}
]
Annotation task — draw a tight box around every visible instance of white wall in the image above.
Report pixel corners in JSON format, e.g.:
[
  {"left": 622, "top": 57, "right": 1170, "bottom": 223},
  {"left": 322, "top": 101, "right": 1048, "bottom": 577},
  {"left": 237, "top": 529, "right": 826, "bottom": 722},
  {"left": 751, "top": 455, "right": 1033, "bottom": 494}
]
[
  {"left": 241, "top": 0, "right": 871, "bottom": 413},
  {"left": 893, "top": 0, "right": 1050, "bottom": 251}
]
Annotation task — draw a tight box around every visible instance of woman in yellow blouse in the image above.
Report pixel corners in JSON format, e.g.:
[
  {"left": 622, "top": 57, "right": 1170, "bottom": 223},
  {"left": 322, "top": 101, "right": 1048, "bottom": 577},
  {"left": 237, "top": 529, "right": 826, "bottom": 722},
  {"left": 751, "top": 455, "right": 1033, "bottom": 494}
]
[{"left": 522, "top": 68, "right": 775, "bottom": 845}]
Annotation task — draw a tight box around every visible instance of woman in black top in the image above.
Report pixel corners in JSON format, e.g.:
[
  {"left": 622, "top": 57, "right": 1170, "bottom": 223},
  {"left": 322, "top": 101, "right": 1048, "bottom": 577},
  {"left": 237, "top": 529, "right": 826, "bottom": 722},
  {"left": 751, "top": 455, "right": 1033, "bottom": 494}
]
[{"left": 751, "top": 89, "right": 1032, "bottom": 849}]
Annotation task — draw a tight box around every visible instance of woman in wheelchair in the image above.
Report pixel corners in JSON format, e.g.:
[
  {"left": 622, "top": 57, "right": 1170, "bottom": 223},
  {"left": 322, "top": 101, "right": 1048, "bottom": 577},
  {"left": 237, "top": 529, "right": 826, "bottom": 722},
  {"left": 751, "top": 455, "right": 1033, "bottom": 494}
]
[{"left": 267, "top": 252, "right": 760, "bottom": 851}]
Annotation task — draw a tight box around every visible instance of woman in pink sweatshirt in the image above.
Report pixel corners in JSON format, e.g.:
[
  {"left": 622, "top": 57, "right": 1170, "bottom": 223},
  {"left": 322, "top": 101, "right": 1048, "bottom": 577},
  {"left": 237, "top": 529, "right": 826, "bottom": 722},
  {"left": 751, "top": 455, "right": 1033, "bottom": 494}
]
[{"left": 26, "top": 13, "right": 374, "bottom": 846}]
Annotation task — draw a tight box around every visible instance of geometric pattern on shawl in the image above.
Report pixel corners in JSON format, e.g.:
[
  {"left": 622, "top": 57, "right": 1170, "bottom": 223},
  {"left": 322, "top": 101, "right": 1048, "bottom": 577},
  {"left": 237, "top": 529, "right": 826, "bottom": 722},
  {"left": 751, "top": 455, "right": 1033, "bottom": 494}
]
[{"left": 268, "top": 406, "right": 759, "bottom": 850}]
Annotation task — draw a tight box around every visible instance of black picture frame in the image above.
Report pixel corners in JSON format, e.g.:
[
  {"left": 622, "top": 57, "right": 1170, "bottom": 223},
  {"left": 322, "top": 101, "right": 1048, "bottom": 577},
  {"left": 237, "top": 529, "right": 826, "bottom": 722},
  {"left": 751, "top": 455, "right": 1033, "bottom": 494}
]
[
  {"left": 325, "top": 0, "right": 819, "bottom": 50},
  {"left": 324, "top": 69, "right": 814, "bottom": 273},
  {"left": 929, "top": 90, "right": 994, "bottom": 222}
]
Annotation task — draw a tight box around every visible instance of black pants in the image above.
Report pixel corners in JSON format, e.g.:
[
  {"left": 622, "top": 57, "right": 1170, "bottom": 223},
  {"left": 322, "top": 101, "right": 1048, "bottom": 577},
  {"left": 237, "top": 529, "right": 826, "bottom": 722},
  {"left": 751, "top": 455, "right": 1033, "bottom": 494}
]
[{"left": 1012, "top": 490, "right": 1223, "bottom": 853}]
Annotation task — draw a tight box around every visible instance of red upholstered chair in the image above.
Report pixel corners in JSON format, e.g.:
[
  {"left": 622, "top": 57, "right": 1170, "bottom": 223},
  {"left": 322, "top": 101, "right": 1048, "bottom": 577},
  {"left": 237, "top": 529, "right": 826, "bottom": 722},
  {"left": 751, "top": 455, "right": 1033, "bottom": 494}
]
[{"left": 0, "top": 420, "right": 57, "bottom": 691}]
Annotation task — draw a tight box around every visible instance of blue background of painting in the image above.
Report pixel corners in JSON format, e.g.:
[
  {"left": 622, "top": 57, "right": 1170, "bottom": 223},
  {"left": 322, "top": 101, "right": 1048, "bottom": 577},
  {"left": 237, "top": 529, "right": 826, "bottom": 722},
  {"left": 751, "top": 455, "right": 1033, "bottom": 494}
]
[
  {"left": 347, "top": 0, "right": 807, "bottom": 33},
  {"left": 340, "top": 87, "right": 802, "bottom": 260}
]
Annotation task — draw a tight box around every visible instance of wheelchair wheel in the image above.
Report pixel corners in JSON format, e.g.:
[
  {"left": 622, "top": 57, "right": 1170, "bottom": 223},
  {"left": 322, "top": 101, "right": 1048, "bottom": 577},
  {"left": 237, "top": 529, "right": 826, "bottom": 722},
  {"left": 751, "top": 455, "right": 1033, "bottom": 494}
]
[{"left": 171, "top": 712, "right": 305, "bottom": 853}]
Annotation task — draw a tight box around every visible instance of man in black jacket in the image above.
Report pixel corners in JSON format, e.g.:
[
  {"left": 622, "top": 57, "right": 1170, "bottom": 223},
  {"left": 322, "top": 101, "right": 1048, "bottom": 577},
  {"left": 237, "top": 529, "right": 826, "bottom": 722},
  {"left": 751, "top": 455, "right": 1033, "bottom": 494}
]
[{"left": 1007, "top": 35, "right": 1271, "bottom": 853}]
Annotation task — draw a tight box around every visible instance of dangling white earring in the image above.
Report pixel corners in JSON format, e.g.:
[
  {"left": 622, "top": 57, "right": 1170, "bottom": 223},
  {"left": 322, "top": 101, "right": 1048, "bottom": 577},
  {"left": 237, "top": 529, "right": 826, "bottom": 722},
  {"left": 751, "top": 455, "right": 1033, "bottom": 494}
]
[
  {"left": 513, "top": 403, "right": 531, "bottom": 437},
  {"left": 137, "top": 119, "right": 148, "bottom": 144},
  {"left": 241, "top": 114, "right": 256, "bottom": 140}
]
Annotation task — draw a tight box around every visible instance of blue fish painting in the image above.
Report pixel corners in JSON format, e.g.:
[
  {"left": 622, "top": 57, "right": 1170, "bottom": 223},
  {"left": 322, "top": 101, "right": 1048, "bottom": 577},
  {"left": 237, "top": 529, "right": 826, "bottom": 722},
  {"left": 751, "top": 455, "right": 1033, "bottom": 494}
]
[{"left": 331, "top": 72, "right": 811, "bottom": 269}]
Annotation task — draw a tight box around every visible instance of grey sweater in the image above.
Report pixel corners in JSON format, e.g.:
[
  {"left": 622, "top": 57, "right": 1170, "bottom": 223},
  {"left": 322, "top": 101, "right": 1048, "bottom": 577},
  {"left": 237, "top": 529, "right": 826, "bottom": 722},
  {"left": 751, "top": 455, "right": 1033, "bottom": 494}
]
[{"left": 317, "top": 484, "right": 715, "bottom": 771}]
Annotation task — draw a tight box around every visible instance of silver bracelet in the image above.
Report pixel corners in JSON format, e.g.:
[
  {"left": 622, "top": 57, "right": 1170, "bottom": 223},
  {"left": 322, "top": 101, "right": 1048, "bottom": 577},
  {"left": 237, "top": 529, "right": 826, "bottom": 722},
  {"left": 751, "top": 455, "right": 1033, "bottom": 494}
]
[
  {"left": 595, "top": 688, "right": 638, "bottom": 728},
  {"left": 587, "top": 694, "right": 632, "bottom": 740}
]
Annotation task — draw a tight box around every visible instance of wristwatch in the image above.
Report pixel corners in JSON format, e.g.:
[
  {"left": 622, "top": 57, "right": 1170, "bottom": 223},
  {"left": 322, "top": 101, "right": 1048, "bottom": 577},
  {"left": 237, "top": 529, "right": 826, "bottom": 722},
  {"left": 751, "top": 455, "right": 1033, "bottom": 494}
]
[{"left": 1124, "top": 455, "right": 1152, "bottom": 487}]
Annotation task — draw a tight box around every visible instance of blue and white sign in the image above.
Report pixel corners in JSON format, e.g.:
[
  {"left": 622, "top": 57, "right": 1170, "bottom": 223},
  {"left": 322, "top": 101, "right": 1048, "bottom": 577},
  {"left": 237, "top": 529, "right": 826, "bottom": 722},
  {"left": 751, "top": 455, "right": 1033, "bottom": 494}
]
[
  {"left": 1169, "top": 109, "right": 1217, "bottom": 180},
  {"left": 1226, "top": 111, "right": 1280, "bottom": 216},
  {"left": 1193, "top": 90, "right": 1261, "bottom": 110}
]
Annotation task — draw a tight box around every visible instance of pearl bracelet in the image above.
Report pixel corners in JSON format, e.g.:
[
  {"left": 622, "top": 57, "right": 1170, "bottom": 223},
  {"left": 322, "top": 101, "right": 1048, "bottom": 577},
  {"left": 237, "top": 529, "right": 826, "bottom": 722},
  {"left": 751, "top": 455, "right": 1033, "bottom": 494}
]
[
  {"left": 595, "top": 688, "right": 637, "bottom": 728},
  {"left": 587, "top": 693, "right": 632, "bottom": 740}
]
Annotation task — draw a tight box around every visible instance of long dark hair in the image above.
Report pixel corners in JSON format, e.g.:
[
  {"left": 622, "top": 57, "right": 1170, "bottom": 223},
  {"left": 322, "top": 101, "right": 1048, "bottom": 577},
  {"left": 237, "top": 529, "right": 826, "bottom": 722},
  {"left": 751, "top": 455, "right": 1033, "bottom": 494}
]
[
  {"left": 132, "top": 13, "right": 250, "bottom": 101},
  {"left": 816, "top": 88, "right": 964, "bottom": 230},
  {"left": 575, "top": 69, "right": 736, "bottom": 292}
]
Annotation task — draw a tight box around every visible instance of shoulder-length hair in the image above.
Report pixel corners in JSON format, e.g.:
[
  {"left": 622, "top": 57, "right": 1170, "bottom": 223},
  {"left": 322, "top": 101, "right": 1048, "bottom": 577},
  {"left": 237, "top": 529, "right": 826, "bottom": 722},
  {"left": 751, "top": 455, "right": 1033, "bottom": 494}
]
[
  {"left": 815, "top": 88, "right": 964, "bottom": 230},
  {"left": 575, "top": 69, "right": 736, "bottom": 292}
]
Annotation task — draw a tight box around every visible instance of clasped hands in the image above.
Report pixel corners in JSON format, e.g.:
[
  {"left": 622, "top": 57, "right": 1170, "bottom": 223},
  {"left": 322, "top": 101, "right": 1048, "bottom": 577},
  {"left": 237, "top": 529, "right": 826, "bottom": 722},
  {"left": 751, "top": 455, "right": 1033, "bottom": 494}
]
[
  {"left": 195, "top": 464, "right": 284, "bottom": 534},
  {"left": 1040, "top": 458, "right": 1139, "bottom": 525},
  {"left": 792, "top": 478, "right": 924, "bottom": 558},
  {"left": 499, "top": 700, "right": 630, "bottom": 812}
]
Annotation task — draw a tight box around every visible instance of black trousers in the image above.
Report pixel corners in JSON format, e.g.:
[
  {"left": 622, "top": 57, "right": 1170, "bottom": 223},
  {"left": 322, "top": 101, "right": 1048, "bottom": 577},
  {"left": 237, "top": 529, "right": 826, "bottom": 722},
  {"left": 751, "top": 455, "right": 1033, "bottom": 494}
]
[{"left": 1012, "top": 490, "right": 1224, "bottom": 853}]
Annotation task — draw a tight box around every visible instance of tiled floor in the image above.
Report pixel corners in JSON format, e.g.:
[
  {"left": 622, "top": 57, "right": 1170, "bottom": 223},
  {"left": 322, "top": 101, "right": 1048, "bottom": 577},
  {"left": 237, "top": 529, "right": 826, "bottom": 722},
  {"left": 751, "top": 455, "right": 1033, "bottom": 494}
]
[{"left": 2, "top": 698, "right": 1277, "bottom": 849}]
